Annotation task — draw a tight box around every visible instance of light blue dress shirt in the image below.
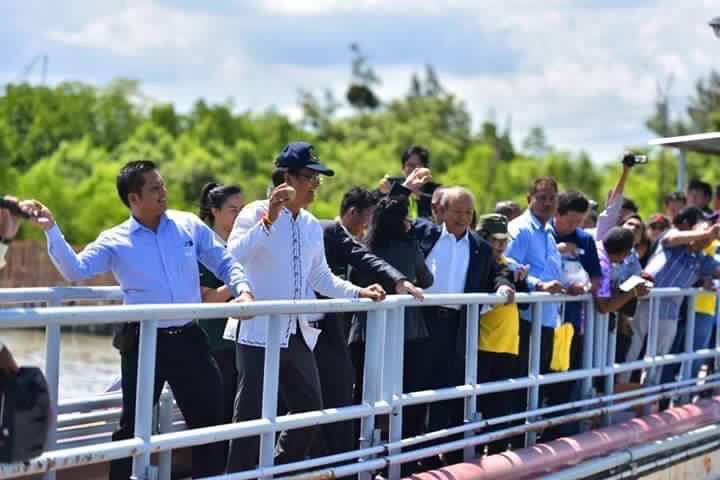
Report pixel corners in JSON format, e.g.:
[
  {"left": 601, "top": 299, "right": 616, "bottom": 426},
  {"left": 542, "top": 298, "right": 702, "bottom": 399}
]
[
  {"left": 46, "top": 210, "right": 251, "bottom": 328},
  {"left": 506, "top": 210, "right": 563, "bottom": 328}
]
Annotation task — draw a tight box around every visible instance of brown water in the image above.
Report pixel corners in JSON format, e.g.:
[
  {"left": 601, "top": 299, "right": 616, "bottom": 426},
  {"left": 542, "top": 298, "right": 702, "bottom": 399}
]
[{"left": 4, "top": 329, "right": 121, "bottom": 399}]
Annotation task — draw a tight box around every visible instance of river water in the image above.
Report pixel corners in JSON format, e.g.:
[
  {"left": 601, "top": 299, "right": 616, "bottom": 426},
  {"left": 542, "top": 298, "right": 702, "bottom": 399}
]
[{"left": 5, "top": 329, "right": 120, "bottom": 399}]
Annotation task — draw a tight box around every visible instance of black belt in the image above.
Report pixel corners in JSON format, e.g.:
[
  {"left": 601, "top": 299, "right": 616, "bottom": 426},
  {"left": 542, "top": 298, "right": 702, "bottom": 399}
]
[{"left": 158, "top": 323, "right": 195, "bottom": 336}]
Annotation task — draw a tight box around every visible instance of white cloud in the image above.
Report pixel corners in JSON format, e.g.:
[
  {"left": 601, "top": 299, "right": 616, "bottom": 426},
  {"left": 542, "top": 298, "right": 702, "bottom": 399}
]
[
  {"left": 48, "top": 0, "right": 216, "bottom": 56},
  {"left": 7, "top": 0, "right": 720, "bottom": 165}
]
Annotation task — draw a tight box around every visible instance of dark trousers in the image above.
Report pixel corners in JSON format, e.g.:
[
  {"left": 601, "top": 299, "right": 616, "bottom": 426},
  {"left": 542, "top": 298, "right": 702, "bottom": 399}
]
[
  {"left": 226, "top": 334, "right": 323, "bottom": 472},
  {"left": 213, "top": 347, "right": 238, "bottom": 425},
  {"left": 109, "top": 323, "right": 224, "bottom": 480},
  {"left": 213, "top": 347, "right": 238, "bottom": 462},
  {"left": 518, "top": 320, "right": 569, "bottom": 442},
  {"left": 313, "top": 316, "right": 356, "bottom": 456},
  {"left": 476, "top": 350, "right": 522, "bottom": 453},
  {"left": 424, "top": 307, "right": 464, "bottom": 465}
]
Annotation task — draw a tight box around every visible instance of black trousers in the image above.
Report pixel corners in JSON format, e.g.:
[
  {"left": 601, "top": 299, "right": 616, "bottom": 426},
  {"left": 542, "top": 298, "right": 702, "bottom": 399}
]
[
  {"left": 425, "top": 307, "right": 464, "bottom": 433},
  {"left": 423, "top": 307, "right": 465, "bottom": 465},
  {"left": 313, "top": 314, "right": 357, "bottom": 456},
  {"left": 476, "top": 350, "right": 522, "bottom": 453},
  {"left": 518, "top": 320, "right": 569, "bottom": 442},
  {"left": 226, "top": 334, "right": 323, "bottom": 472},
  {"left": 109, "top": 323, "right": 224, "bottom": 480}
]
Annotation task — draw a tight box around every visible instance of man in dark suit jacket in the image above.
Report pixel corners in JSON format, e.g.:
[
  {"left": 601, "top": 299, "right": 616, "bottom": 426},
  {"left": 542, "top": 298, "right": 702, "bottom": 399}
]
[
  {"left": 397, "top": 186, "right": 514, "bottom": 466},
  {"left": 314, "top": 187, "right": 424, "bottom": 456}
]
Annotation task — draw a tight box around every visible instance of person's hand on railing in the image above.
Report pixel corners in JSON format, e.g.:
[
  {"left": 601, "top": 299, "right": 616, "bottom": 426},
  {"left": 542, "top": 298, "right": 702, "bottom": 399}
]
[
  {"left": 395, "top": 280, "right": 424, "bottom": 301},
  {"left": 496, "top": 284, "right": 516, "bottom": 304},
  {"left": 566, "top": 283, "right": 589, "bottom": 296},
  {"left": 20, "top": 200, "right": 55, "bottom": 231},
  {"left": 536, "top": 280, "right": 566, "bottom": 294},
  {"left": 229, "top": 290, "right": 255, "bottom": 320},
  {"left": 359, "top": 283, "right": 386, "bottom": 301}
]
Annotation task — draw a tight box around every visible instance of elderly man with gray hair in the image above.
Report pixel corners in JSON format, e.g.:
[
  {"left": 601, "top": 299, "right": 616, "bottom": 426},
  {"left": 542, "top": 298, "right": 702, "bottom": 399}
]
[{"left": 393, "top": 185, "right": 514, "bottom": 467}]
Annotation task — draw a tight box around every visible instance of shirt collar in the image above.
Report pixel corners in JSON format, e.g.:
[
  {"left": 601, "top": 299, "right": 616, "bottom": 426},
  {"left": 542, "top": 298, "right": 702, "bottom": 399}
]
[
  {"left": 129, "top": 212, "right": 168, "bottom": 234},
  {"left": 528, "top": 211, "right": 552, "bottom": 233},
  {"left": 441, "top": 223, "right": 469, "bottom": 244}
]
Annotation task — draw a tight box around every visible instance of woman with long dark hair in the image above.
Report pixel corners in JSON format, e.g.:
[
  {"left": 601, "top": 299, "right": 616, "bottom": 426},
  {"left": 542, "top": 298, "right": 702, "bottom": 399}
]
[
  {"left": 198, "top": 182, "right": 244, "bottom": 429},
  {"left": 349, "top": 195, "right": 432, "bottom": 468}
]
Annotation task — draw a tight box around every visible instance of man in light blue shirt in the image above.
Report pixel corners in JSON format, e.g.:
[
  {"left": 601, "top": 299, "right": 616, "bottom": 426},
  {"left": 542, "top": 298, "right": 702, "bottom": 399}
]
[
  {"left": 25, "top": 160, "right": 253, "bottom": 480},
  {"left": 506, "top": 177, "right": 574, "bottom": 439}
]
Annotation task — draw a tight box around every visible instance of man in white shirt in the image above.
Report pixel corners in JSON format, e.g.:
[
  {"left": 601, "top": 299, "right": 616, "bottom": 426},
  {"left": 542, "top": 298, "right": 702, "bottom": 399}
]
[
  {"left": 396, "top": 186, "right": 514, "bottom": 466},
  {"left": 226, "top": 142, "right": 386, "bottom": 472}
]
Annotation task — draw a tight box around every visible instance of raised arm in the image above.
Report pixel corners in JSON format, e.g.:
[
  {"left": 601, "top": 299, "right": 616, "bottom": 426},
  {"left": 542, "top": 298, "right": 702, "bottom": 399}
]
[
  {"left": 663, "top": 224, "right": 720, "bottom": 248},
  {"left": 23, "top": 200, "right": 112, "bottom": 281},
  {"left": 595, "top": 163, "right": 632, "bottom": 240}
]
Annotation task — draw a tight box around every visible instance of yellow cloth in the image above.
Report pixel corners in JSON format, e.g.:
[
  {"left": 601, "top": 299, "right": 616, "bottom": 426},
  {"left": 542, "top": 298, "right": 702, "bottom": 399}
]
[
  {"left": 478, "top": 303, "right": 520, "bottom": 355},
  {"left": 408, "top": 195, "right": 419, "bottom": 220},
  {"left": 696, "top": 241, "right": 719, "bottom": 316},
  {"left": 550, "top": 323, "right": 575, "bottom": 372}
]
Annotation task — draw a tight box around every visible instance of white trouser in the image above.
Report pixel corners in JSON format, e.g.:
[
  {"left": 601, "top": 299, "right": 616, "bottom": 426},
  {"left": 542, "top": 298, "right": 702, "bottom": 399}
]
[{"left": 619, "top": 300, "right": 678, "bottom": 385}]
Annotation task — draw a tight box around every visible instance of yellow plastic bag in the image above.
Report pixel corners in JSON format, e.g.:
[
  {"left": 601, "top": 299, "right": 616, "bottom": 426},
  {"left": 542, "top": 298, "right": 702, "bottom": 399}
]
[{"left": 550, "top": 323, "right": 575, "bottom": 372}]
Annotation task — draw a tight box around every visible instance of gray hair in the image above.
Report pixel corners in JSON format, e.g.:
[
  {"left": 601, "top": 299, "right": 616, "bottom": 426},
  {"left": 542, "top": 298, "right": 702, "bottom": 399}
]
[{"left": 441, "top": 186, "right": 476, "bottom": 209}]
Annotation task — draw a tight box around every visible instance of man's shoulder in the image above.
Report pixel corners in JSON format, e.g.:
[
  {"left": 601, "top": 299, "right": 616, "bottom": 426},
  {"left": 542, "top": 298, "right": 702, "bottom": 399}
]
[
  {"left": 166, "top": 209, "right": 202, "bottom": 225},
  {"left": 97, "top": 219, "right": 132, "bottom": 241}
]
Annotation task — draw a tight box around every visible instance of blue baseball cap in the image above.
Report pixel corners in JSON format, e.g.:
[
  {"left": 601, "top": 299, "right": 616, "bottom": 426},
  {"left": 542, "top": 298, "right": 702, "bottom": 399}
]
[{"left": 275, "top": 141, "right": 334, "bottom": 176}]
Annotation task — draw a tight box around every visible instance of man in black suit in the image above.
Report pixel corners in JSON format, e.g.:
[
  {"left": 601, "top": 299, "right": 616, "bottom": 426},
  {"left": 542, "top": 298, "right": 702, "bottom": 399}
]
[
  {"left": 396, "top": 185, "right": 514, "bottom": 465},
  {"left": 314, "top": 187, "right": 424, "bottom": 456}
]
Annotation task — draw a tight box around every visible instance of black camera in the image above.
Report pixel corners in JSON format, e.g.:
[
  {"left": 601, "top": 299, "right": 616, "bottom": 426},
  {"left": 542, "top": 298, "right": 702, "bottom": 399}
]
[{"left": 622, "top": 153, "right": 648, "bottom": 167}]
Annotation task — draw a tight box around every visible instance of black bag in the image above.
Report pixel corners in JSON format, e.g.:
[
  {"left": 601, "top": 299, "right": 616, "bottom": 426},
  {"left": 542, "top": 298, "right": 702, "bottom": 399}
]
[{"left": 0, "top": 367, "right": 51, "bottom": 462}]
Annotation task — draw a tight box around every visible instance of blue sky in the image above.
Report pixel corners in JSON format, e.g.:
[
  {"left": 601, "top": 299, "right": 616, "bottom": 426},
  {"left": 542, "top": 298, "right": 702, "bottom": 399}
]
[{"left": 2, "top": 0, "right": 719, "bottom": 163}]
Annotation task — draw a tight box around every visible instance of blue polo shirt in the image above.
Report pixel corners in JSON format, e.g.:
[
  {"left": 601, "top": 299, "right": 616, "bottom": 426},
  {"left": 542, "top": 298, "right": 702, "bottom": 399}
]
[{"left": 552, "top": 224, "right": 602, "bottom": 332}]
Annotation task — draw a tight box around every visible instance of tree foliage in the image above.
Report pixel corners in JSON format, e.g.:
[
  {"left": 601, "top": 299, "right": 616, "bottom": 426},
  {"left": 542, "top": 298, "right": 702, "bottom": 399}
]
[{"left": 3, "top": 64, "right": 717, "bottom": 243}]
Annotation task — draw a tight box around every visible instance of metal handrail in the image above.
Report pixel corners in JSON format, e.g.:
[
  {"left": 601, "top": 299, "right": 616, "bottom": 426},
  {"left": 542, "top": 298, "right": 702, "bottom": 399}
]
[{"left": 0, "top": 286, "right": 714, "bottom": 480}]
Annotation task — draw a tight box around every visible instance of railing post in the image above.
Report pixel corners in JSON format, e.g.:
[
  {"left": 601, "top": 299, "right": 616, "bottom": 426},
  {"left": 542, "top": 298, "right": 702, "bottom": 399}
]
[
  {"left": 525, "top": 302, "right": 543, "bottom": 447},
  {"left": 463, "top": 303, "right": 480, "bottom": 461},
  {"left": 581, "top": 302, "right": 595, "bottom": 401},
  {"left": 600, "top": 313, "right": 613, "bottom": 427},
  {"left": 385, "top": 306, "right": 404, "bottom": 480},
  {"left": 259, "top": 315, "right": 282, "bottom": 478},
  {"left": 131, "top": 319, "right": 158, "bottom": 480},
  {"left": 359, "top": 309, "right": 386, "bottom": 480},
  {"left": 679, "top": 294, "right": 696, "bottom": 405},
  {"left": 646, "top": 297, "right": 659, "bottom": 386},
  {"left": 157, "top": 388, "right": 173, "bottom": 480},
  {"left": 42, "top": 297, "right": 62, "bottom": 480}
]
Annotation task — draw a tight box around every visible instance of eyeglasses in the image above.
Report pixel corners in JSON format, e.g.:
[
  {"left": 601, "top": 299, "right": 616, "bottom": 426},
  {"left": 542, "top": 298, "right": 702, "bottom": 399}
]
[{"left": 295, "top": 172, "right": 322, "bottom": 184}]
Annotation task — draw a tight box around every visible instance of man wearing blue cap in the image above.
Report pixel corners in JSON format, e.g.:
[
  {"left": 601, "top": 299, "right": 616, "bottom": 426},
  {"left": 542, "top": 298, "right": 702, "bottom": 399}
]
[{"left": 226, "top": 141, "right": 387, "bottom": 472}]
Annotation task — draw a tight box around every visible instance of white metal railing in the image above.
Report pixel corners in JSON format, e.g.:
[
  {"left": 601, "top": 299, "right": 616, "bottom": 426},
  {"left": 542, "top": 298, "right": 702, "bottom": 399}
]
[{"left": 0, "top": 287, "right": 719, "bottom": 480}]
